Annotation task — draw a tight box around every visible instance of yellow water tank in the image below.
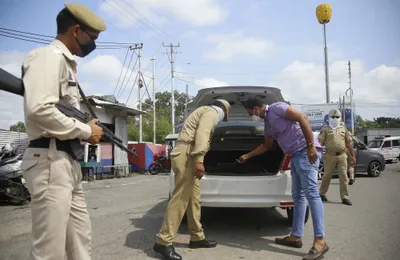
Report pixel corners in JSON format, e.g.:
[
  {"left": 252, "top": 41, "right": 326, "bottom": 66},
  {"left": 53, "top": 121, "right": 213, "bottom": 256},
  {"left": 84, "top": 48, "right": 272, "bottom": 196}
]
[{"left": 316, "top": 4, "right": 332, "bottom": 24}]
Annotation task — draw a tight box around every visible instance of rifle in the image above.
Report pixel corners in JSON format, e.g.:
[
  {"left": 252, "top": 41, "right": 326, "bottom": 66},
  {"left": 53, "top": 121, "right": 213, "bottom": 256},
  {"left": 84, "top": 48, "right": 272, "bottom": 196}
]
[{"left": 0, "top": 68, "right": 138, "bottom": 158}]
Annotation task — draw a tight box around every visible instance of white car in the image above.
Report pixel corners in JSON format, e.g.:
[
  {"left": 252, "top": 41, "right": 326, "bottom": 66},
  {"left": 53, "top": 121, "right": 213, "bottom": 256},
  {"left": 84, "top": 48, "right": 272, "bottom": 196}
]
[
  {"left": 368, "top": 136, "right": 400, "bottom": 164},
  {"left": 166, "top": 86, "right": 310, "bottom": 224}
]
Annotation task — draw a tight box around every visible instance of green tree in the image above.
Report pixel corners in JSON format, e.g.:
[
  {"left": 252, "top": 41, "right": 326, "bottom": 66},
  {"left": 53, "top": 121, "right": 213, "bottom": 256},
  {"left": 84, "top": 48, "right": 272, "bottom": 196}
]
[
  {"left": 128, "top": 90, "right": 191, "bottom": 143},
  {"left": 9, "top": 121, "right": 26, "bottom": 132},
  {"left": 374, "top": 117, "right": 400, "bottom": 128},
  {"left": 355, "top": 115, "right": 400, "bottom": 131},
  {"left": 127, "top": 117, "right": 139, "bottom": 141},
  {"left": 142, "top": 90, "right": 189, "bottom": 123}
]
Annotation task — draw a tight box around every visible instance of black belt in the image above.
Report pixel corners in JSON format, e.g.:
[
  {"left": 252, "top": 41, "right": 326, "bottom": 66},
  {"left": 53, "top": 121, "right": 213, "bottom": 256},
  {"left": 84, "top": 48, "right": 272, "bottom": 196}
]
[
  {"left": 327, "top": 151, "right": 345, "bottom": 156},
  {"left": 28, "top": 138, "right": 83, "bottom": 160}
]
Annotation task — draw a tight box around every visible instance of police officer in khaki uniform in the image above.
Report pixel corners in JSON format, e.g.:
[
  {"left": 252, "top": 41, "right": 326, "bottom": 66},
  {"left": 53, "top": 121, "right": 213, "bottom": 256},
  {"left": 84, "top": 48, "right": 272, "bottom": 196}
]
[
  {"left": 20, "top": 4, "right": 106, "bottom": 260},
  {"left": 346, "top": 132, "right": 360, "bottom": 185},
  {"left": 154, "top": 99, "right": 231, "bottom": 260},
  {"left": 318, "top": 109, "right": 356, "bottom": 206}
]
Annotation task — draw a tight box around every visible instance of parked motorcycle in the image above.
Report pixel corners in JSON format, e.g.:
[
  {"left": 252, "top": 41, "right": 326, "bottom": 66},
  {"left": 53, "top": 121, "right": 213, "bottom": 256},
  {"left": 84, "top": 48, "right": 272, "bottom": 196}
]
[
  {"left": 0, "top": 143, "right": 30, "bottom": 205},
  {"left": 148, "top": 151, "right": 171, "bottom": 175}
]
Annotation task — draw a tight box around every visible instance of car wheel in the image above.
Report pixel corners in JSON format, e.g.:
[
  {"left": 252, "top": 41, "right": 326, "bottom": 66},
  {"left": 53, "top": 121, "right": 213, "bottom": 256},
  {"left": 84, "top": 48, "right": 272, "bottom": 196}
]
[
  {"left": 286, "top": 206, "right": 309, "bottom": 225},
  {"left": 367, "top": 161, "right": 382, "bottom": 177},
  {"left": 318, "top": 163, "right": 324, "bottom": 180}
]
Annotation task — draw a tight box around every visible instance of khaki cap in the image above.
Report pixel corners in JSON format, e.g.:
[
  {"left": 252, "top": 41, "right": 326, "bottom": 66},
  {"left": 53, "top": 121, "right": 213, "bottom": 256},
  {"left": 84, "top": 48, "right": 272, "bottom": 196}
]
[
  {"left": 65, "top": 3, "right": 107, "bottom": 32},
  {"left": 215, "top": 99, "right": 231, "bottom": 121},
  {"left": 328, "top": 109, "right": 342, "bottom": 118}
]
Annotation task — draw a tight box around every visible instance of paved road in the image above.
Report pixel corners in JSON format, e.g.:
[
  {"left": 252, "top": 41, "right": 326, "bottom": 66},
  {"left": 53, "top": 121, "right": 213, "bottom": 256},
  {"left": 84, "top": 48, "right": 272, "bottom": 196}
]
[{"left": 1, "top": 165, "right": 399, "bottom": 260}]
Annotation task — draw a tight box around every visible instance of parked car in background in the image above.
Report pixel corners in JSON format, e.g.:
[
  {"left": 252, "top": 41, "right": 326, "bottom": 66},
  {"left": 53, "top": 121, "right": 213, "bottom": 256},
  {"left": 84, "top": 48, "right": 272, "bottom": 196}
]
[
  {"left": 367, "top": 136, "right": 400, "bottom": 164},
  {"left": 167, "top": 86, "right": 310, "bottom": 225},
  {"left": 316, "top": 134, "right": 386, "bottom": 179}
]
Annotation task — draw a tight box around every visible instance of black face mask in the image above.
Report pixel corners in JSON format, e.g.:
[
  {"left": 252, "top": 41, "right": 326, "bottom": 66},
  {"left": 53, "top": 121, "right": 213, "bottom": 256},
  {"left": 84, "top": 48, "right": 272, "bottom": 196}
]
[{"left": 75, "top": 29, "right": 96, "bottom": 57}]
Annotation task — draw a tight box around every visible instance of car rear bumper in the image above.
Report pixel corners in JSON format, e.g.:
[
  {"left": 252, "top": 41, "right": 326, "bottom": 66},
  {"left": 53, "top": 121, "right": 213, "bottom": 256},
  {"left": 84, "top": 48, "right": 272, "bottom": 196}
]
[{"left": 169, "top": 171, "right": 293, "bottom": 208}]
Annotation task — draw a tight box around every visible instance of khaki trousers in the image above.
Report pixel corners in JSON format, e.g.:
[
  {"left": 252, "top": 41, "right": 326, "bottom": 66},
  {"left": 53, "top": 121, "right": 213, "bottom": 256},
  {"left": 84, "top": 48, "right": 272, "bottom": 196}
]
[
  {"left": 319, "top": 152, "right": 349, "bottom": 200},
  {"left": 156, "top": 143, "right": 205, "bottom": 246},
  {"left": 346, "top": 150, "right": 355, "bottom": 180},
  {"left": 21, "top": 142, "right": 91, "bottom": 260}
]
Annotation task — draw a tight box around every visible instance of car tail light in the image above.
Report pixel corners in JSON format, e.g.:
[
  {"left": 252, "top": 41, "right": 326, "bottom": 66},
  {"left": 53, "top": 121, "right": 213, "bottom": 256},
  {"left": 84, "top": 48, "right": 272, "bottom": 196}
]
[
  {"left": 280, "top": 202, "right": 294, "bottom": 207},
  {"left": 280, "top": 155, "right": 291, "bottom": 171}
]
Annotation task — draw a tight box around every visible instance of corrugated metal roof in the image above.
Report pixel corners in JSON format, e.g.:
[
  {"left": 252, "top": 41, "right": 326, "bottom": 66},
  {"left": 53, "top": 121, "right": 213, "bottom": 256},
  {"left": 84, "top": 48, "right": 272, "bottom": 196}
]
[
  {"left": 82, "top": 96, "right": 147, "bottom": 116},
  {"left": 0, "top": 129, "right": 29, "bottom": 155}
]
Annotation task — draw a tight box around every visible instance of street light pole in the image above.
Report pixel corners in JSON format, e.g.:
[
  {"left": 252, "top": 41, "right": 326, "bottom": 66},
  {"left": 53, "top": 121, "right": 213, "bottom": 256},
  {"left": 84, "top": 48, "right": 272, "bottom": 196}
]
[
  {"left": 323, "top": 23, "right": 330, "bottom": 103},
  {"left": 316, "top": 4, "right": 332, "bottom": 104}
]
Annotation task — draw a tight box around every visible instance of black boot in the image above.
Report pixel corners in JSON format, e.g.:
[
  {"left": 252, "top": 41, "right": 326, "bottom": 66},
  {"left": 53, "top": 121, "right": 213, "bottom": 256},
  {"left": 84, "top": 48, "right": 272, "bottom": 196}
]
[
  {"left": 349, "top": 179, "right": 355, "bottom": 185},
  {"left": 189, "top": 239, "right": 217, "bottom": 249},
  {"left": 342, "top": 199, "right": 352, "bottom": 206},
  {"left": 153, "top": 243, "right": 182, "bottom": 260}
]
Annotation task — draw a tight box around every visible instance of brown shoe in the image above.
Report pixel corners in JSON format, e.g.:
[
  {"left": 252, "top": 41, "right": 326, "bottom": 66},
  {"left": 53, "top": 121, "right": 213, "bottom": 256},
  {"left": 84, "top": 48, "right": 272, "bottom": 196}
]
[
  {"left": 275, "top": 236, "right": 303, "bottom": 248},
  {"left": 302, "top": 243, "right": 329, "bottom": 260}
]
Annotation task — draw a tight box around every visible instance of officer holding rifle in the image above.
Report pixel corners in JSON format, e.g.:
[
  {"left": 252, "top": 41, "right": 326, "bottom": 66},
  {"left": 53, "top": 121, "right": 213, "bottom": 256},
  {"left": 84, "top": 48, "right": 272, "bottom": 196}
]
[{"left": 19, "top": 4, "right": 106, "bottom": 260}]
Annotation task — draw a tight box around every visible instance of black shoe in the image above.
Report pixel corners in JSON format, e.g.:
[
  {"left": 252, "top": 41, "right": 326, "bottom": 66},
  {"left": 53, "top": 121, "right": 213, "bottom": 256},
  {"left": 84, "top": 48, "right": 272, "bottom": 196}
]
[
  {"left": 342, "top": 199, "right": 352, "bottom": 206},
  {"left": 153, "top": 243, "right": 182, "bottom": 260},
  {"left": 320, "top": 194, "right": 328, "bottom": 202},
  {"left": 189, "top": 239, "right": 217, "bottom": 249},
  {"left": 349, "top": 179, "right": 355, "bottom": 185}
]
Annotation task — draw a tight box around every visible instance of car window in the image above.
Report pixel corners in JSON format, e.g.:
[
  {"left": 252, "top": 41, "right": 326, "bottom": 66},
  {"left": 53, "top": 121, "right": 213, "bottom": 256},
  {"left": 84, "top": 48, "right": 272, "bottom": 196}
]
[
  {"left": 368, "top": 140, "right": 382, "bottom": 148},
  {"left": 382, "top": 141, "right": 391, "bottom": 148},
  {"left": 392, "top": 140, "right": 400, "bottom": 147}
]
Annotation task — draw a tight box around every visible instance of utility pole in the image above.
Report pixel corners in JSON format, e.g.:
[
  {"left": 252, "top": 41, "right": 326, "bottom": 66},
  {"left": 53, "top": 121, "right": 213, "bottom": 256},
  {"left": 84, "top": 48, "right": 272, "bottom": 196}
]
[
  {"left": 342, "top": 95, "right": 346, "bottom": 124},
  {"left": 345, "top": 60, "right": 354, "bottom": 134},
  {"left": 138, "top": 48, "right": 143, "bottom": 143},
  {"left": 151, "top": 55, "right": 156, "bottom": 144},
  {"left": 184, "top": 84, "right": 188, "bottom": 118},
  {"left": 163, "top": 43, "right": 180, "bottom": 134}
]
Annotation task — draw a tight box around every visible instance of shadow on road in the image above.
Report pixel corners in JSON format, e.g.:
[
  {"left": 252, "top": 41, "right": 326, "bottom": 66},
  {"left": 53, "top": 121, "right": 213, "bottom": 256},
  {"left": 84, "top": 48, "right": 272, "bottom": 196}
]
[
  {"left": 124, "top": 199, "right": 168, "bottom": 259},
  {"left": 125, "top": 199, "right": 305, "bottom": 259},
  {"left": 0, "top": 199, "right": 30, "bottom": 208}
]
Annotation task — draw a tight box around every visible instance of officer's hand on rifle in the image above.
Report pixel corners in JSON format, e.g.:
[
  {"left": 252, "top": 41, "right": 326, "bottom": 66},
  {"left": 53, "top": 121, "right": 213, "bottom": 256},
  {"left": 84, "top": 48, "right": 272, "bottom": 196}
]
[{"left": 87, "top": 119, "right": 104, "bottom": 144}]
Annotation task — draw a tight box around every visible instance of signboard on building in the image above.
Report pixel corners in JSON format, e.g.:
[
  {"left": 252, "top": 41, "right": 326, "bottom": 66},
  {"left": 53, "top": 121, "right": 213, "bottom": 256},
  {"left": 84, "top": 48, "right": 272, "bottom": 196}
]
[
  {"left": 298, "top": 104, "right": 338, "bottom": 131},
  {"left": 293, "top": 103, "right": 358, "bottom": 131}
]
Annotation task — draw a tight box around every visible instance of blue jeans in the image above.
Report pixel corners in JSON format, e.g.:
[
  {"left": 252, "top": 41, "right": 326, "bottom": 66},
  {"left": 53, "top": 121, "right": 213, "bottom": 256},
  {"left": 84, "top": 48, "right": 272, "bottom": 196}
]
[{"left": 290, "top": 148, "right": 325, "bottom": 238}]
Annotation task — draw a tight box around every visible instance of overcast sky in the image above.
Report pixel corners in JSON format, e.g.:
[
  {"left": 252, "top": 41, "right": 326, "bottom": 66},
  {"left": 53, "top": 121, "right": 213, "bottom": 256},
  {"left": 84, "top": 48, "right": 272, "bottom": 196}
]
[{"left": 0, "top": 0, "right": 399, "bottom": 130}]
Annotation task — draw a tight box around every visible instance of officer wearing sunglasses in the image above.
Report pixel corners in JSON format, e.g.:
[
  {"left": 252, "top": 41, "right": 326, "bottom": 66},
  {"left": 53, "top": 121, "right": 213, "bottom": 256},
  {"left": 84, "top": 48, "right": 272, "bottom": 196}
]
[{"left": 318, "top": 109, "right": 356, "bottom": 206}]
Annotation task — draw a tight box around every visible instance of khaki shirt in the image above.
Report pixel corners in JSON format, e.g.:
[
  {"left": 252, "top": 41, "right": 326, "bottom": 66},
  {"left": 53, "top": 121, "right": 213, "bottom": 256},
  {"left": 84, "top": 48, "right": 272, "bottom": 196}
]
[
  {"left": 22, "top": 40, "right": 91, "bottom": 141},
  {"left": 177, "top": 106, "right": 219, "bottom": 163},
  {"left": 318, "top": 123, "right": 351, "bottom": 154}
]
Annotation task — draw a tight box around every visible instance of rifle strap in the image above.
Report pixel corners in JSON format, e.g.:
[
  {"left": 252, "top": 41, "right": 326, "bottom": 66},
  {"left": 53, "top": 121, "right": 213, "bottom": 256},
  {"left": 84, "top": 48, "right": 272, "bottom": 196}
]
[
  {"left": 77, "top": 83, "right": 98, "bottom": 120},
  {"left": 60, "top": 54, "right": 98, "bottom": 120}
]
